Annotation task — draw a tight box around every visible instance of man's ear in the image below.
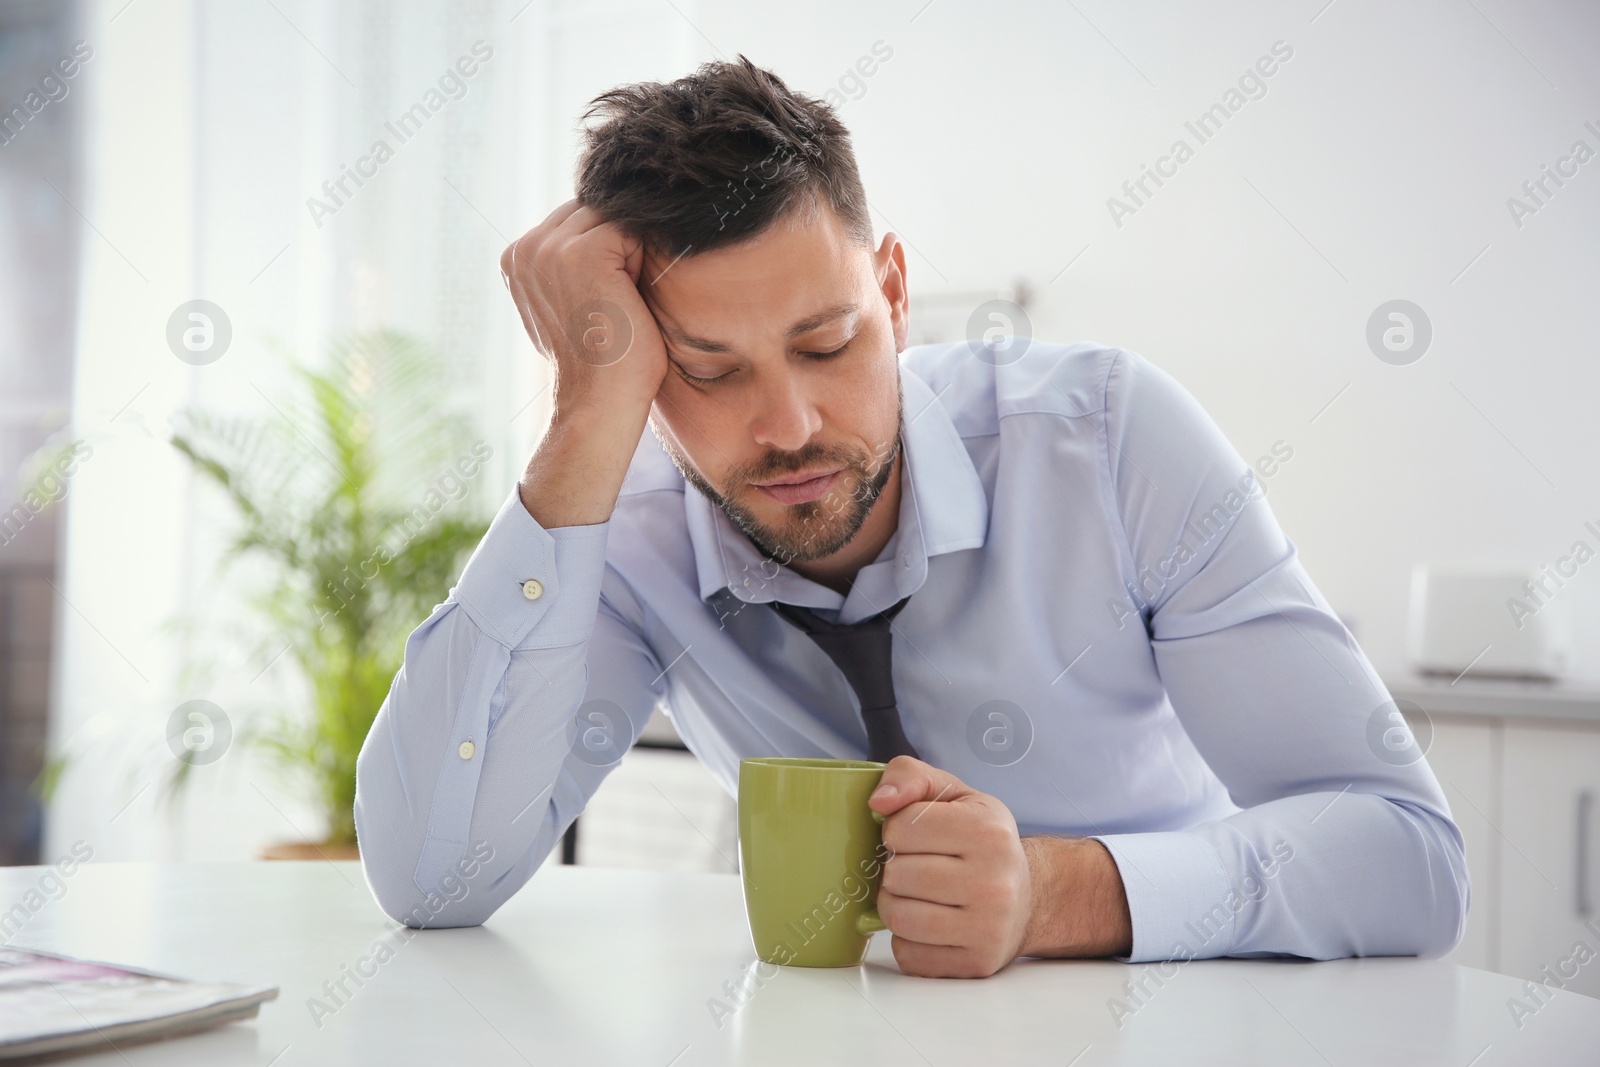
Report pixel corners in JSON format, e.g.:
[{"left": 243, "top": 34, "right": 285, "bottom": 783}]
[{"left": 876, "top": 233, "right": 909, "bottom": 353}]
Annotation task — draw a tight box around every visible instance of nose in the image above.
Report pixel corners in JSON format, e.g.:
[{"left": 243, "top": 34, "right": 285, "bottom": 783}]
[{"left": 750, "top": 370, "right": 822, "bottom": 454}]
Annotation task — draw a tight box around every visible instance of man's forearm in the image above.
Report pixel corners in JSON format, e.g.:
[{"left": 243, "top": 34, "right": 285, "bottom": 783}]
[
  {"left": 519, "top": 401, "right": 650, "bottom": 528},
  {"left": 1018, "top": 836, "right": 1133, "bottom": 959}
]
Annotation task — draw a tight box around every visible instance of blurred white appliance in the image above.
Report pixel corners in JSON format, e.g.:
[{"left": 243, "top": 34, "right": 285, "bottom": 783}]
[{"left": 1408, "top": 565, "right": 1571, "bottom": 680}]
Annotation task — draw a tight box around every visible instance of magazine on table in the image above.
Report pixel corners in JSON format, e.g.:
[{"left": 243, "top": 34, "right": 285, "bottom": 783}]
[{"left": 0, "top": 947, "right": 277, "bottom": 1060}]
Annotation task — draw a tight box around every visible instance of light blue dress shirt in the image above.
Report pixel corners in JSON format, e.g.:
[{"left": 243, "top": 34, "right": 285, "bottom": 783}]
[{"left": 354, "top": 341, "right": 1468, "bottom": 964}]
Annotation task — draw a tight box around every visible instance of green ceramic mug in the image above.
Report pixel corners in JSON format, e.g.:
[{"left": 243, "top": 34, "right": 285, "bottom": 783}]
[{"left": 737, "top": 756, "right": 892, "bottom": 968}]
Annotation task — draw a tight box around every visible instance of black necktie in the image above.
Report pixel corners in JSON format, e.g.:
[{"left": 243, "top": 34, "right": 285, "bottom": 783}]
[{"left": 768, "top": 595, "right": 919, "bottom": 762}]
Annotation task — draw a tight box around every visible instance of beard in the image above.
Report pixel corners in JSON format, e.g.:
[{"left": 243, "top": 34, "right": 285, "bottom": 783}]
[{"left": 651, "top": 378, "right": 903, "bottom": 566}]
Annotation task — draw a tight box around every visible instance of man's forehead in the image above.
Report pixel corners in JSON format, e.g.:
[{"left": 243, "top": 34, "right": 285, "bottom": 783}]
[{"left": 638, "top": 202, "right": 871, "bottom": 352}]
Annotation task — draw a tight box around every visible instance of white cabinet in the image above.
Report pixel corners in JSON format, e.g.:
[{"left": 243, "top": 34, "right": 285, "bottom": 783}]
[{"left": 1498, "top": 723, "right": 1600, "bottom": 998}]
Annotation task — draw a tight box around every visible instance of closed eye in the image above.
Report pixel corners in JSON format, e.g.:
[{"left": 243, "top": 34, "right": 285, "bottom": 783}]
[
  {"left": 673, "top": 339, "right": 853, "bottom": 387},
  {"left": 676, "top": 366, "right": 729, "bottom": 386},
  {"left": 800, "top": 342, "right": 851, "bottom": 359}
]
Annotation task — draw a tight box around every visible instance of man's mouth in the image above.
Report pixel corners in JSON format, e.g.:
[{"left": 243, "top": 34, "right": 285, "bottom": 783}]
[{"left": 752, "top": 468, "right": 842, "bottom": 505}]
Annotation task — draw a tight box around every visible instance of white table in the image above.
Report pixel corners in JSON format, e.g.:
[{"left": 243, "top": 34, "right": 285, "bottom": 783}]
[{"left": 4, "top": 862, "right": 1597, "bottom": 1065}]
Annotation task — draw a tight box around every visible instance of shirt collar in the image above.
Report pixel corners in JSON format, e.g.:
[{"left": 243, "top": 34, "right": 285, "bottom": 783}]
[{"left": 684, "top": 362, "right": 988, "bottom": 613}]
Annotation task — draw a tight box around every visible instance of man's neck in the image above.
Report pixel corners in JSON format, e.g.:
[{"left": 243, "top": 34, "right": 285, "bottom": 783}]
[{"left": 787, "top": 452, "right": 903, "bottom": 597}]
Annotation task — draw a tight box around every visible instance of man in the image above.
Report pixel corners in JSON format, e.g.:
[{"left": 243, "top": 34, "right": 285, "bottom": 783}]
[{"left": 354, "top": 56, "right": 1467, "bottom": 979}]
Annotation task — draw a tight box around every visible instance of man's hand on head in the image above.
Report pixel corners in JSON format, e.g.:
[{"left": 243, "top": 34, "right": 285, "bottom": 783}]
[
  {"left": 499, "top": 198, "right": 669, "bottom": 418},
  {"left": 868, "top": 756, "right": 1134, "bottom": 978},
  {"left": 500, "top": 199, "right": 673, "bottom": 529}
]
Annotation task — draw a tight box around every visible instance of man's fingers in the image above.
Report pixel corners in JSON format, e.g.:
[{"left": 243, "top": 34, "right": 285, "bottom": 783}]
[
  {"left": 875, "top": 890, "right": 965, "bottom": 948},
  {"left": 550, "top": 200, "right": 604, "bottom": 239},
  {"left": 536, "top": 197, "right": 586, "bottom": 240},
  {"left": 882, "top": 795, "right": 995, "bottom": 857},
  {"left": 889, "top": 936, "right": 1001, "bottom": 980},
  {"left": 498, "top": 201, "right": 608, "bottom": 354},
  {"left": 500, "top": 198, "right": 586, "bottom": 289},
  {"left": 879, "top": 852, "right": 968, "bottom": 906},
  {"left": 869, "top": 755, "right": 975, "bottom": 817}
]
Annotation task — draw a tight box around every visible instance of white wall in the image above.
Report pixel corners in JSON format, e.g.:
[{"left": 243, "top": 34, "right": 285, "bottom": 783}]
[
  {"left": 723, "top": 0, "right": 1600, "bottom": 681},
  {"left": 47, "top": 0, "right": 1600, "bottom": 860}
]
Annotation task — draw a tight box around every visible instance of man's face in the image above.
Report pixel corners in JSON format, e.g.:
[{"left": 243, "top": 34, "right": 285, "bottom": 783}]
[{"left": 640, "top": 200, "right": 909, "bottom": 565}]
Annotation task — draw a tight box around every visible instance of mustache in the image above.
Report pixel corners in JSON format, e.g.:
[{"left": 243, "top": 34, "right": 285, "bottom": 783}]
[{"left": 738, "top": 444, "right": 860, "bottom": 485}]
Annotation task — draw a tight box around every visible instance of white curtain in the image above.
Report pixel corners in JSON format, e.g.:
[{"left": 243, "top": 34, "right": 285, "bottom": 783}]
[{"left": 48, "top": 0, "right": 693, "bottom": 861}]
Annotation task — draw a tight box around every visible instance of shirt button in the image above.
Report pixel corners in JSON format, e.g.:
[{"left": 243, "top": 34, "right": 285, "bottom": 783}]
[
  {"left": 459, "top": 740, "right": 476, "bottom": 760},
  {"left": 522, "top": 579, "right": 544, "bottom": 600}
]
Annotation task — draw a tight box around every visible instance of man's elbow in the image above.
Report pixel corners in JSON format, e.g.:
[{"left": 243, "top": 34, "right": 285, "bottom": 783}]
[
  {"left": 353, "top": 793, "right": 503, "bottom": 930},
  {"left": 385, "top": 887, "right": 498, "bottom": 931},
  {"left": 1390, "top": 800, "right": 1471, "bottom": 959},
  {"left": 359, "top": 849, "right": 504, "bottom": 931},
  {"left": 1421, "top": 831, "right": 1471, "bottom": 959}
]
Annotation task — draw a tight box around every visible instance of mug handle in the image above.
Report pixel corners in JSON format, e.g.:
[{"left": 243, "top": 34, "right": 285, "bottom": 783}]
[{"left": 856, "top": 807, "right": 888, "bottom": 935}]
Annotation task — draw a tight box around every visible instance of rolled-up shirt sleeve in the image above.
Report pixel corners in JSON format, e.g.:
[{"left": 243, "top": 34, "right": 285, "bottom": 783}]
[
  {"left": 354, "top": 486, "right": 666, "bottom": 928},
  {"left": 1088, "top": 350, "right": 1469, "bottom": 963}
]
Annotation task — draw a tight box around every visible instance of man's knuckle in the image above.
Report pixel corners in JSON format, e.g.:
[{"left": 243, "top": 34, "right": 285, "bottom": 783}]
[
  {"left": 971, "top": 880, "right": 1005, "bottom": 910},
  {"left": 880, "top": 865, "right": 903, "bottom": 894},
  {"left": 940, "top": 954, "right": 975, "bottom": 979},
  {"left": 967, "top": 821, "right": 999, "bottom": 851}
]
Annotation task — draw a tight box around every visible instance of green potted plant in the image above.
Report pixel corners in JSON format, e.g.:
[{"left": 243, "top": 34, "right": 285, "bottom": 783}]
[{"left": 168, "top": 330, "right": 491, "bottom": 857}]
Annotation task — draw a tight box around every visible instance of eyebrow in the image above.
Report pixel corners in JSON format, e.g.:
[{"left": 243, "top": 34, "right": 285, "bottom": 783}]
[{"left": 660, "top": 302, "right": 860, "bottom": 354}]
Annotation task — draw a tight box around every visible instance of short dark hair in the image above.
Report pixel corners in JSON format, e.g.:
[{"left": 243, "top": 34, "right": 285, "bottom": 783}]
[{"left": 575, "top": 55, "right": 873, "bottom": 261}]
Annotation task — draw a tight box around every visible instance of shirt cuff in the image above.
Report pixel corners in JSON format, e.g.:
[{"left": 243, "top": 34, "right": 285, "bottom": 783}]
[
  {"left": 449, "top": 487, "right": 611, "bottom": 650},
  {"left": 1090, "top": 829, "right": 1237, "bottom": 963}
]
